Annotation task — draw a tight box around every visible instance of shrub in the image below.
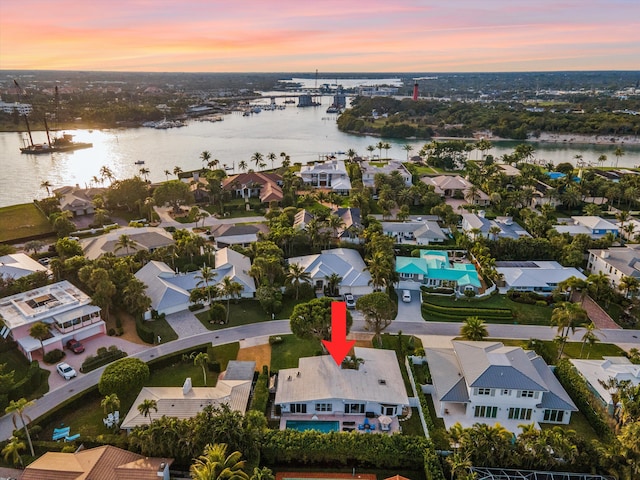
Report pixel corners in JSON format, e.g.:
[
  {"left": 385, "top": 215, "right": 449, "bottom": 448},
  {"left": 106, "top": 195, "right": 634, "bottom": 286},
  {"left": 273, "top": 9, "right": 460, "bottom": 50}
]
[
  {"left": 208, "top": 303, "right": 226, "bottom": 323},
  {"left": 99, "top": 357, "right": 150, "bottom": 402},
  {"left": 43, "top": 349, "right": 65, "bottom": 364},
  {"left": 269, "top": 336, "right": 283, "bottom": 345},
  {"left": 136, "top": 317, "right": 155, "bottom": 344},
  {"left": 80, "top": 346, "right": 127, "bottom": 373},
  {"left": 8, "top": 361, "right": 42, "bottom": 401},
  {"left": 250, "top": 368, "right": 269, "bottom": 414},
  {"left": 188, "top": 303, "right": 205, "bottom": 312}
]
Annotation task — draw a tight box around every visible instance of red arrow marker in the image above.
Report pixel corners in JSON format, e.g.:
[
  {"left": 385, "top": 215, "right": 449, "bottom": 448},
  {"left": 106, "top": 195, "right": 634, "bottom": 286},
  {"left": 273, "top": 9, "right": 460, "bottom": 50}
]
[{"left": 322, "top": 301, "right": 356, "bottom": 365}]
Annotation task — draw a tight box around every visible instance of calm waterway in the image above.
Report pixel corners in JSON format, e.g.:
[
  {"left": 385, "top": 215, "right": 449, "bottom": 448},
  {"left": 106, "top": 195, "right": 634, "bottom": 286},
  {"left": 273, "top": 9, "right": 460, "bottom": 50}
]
[{"left": 1, "top": 94, "right": 639, "bottom": 208}]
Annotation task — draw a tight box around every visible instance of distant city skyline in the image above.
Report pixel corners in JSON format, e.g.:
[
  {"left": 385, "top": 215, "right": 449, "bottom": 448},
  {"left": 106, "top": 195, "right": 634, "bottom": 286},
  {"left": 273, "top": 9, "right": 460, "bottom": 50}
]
[{"left": 1, "top": 0, "right": 639, "bottom": 73}]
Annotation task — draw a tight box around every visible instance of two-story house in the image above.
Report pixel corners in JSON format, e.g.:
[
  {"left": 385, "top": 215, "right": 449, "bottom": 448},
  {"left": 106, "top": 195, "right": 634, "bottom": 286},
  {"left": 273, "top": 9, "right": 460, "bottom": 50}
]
[
  {"left": 360, "top": 161, "right": 412, "bottom": 190},
  {"left": 587, "top": 244, "right": 640, "bottom": 294},
  {"left": 425, "top": 341, "right": 577, "bottom": 432},
  {"left": 297, "top": 159, "right": 352, "bottom": 194},
  {"left": 553, "top": 216, "right": 619, "bottom": 239}
]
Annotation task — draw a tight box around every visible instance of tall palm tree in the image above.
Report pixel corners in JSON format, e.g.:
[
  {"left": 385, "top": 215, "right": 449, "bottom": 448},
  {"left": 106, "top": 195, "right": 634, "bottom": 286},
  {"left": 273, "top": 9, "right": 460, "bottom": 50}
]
[
  {"left": 190, "top": 443, "right": 249, "bottom": 480},
  {"left": 29, "top": 321, "right": 50, "bottom": 356},
  {"left": 101, "top": 393, "right": 120, "bottom": 415},
  {"left": 376, "top": 141, "right": 385, "bottom": 159},
  {"left": 286, "top": 263, "right": 311, "bottom": 300},
  {"left": 619, "top": 275, "right": 640, "bottom": 299},
  {"left": 238, "top": 160, "right": 248, "bottom": 173},
  {"left": 382, "top": 142, "right": 391, "bottom": 159},
  {"left": 40, "top": 180, "right": 52, "bottom": 196},
  {"left": 173, "top": 166, "right": 183, "bottom": 178},
  {"left": 137, "top": 399, "right": 158, "bottom": 424},
  {"left": 196, "top": 266, "right": 216, "bottom": 304},
  {"left": 251, "top": 152, "right": 263, "bottom": 169},
  {"left": 402, "top": 144, "right": 414, "bottom": 161},
  {"left": 5, "top": 398, "right": 35, "bottom": 456},
  {"left": 324, "top": 273, "right": 342, "bottom": 296},
  {"left": 551, "top": 302, "right": 587, "bottom": 360},
  {"left": 220, "top": 276, "right": 243, "bottom": 324},
  {"left": 1, "top": 436, "right": 26, "bottom": 467},
  {"left": 200, "top": 150, "right": 212, "bottom": 168},
  {"left": 460, "top": 316, "right": 489, "bottom": 341},
  {"left": 580, "top": 322, "right": 599, "bottom": 359},
  {"left": 164, "top": 169, "right": 172, "bottom": 181},
  {"left": 100, "top": 165, "right": 115, "bottom": 185},
  {"left": 366, "top": 145, "right": 375, "bottom": 158},
  {"left": 191, "top": 351, "right": 209, "bottom": 385},
  {"left": 114, "top": 234, "right": 138, "bottom": 256},
  {"left": 267, "top": 152, "right": 276, "bottom": 170},
  {"left": 138, "top": 167, "right": 150, "bottom": 182},
  {"left": 597, "top": 154, "right": 607, "bottom": 168},
  {"left": 613, "top": 146, "right": 625, "bottom": 167}
]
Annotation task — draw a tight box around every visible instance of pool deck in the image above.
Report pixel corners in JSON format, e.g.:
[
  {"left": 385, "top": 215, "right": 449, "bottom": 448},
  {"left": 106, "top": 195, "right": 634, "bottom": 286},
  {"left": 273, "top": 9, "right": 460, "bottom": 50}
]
[{"left": 279, "top": 413, "right": 400, "bottom": 434}]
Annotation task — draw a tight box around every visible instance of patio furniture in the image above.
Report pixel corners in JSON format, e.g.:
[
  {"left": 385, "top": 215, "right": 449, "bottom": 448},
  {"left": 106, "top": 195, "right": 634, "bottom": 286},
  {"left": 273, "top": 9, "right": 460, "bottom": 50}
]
[
  {"left": 380, "top": 423, "right": 391, "bottom": 432},
  {"left": 52, "top": 427, "right": 71, "bottom": 441},
  {"left": 65, "top": 433, "right": 81, "bottom": 442},
  {"left": 370, "top": 424, "right": 376, "bottom": 431},
  {"left": 358, "top": 424, "right": 365, "bottom": 430},
  {"left": 103, "top": 418, "right": 113, "bottom": 428},
  {"left": 113, "top": 411, "right": 120, "bottom": 424}
]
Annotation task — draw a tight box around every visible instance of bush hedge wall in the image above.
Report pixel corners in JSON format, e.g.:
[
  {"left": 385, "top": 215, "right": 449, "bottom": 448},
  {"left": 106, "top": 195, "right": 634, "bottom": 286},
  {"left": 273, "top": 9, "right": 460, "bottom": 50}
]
[
  {"left": 422, "top": 301, "right": 513, "bottom": 321},
  {"left": 80, "top": 346, "right": 127, "bottom": 373},
  {"left": 8, "top": 361, "right": 42, "bottom": 401}
]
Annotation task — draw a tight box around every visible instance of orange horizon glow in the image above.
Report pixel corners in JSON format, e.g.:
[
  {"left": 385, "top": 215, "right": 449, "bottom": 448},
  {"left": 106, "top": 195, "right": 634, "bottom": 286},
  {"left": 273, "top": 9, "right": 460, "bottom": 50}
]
[{"left": 1, "top": 0, "right": 639, "bottom": 73}]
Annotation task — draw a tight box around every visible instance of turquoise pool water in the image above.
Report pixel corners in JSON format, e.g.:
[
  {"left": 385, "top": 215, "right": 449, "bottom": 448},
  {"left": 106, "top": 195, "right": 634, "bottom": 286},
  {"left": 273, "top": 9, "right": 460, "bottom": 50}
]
[{"left": 285, "top": 420, "right": 340, "bottom": 433}]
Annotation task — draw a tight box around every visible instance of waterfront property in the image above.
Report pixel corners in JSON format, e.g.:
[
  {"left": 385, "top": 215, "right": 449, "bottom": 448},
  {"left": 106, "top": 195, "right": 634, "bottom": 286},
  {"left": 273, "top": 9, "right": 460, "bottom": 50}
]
[
  {"left": 361, "top": 160, "right": 412, "bottom": 189},
  {"left": 424, "top": 341, "right": 577, "bottom": 433},
  {"left": 0, "top": 280, "right": 105, "bottom": 360},
  {"left": 297, "top": 159, "right": 352, "bottom": 194},
  {"left": 274, "top": 347, "right": 408, "bottom": 433},
  {"left": 396, "top": 250, "right": 481, "bottom": 295},
  {"left": 222, "top": 171, "right": 283, "bottom": 204},
  {"left": 53, "top": 185, "right": 107, "bottom": 217}
]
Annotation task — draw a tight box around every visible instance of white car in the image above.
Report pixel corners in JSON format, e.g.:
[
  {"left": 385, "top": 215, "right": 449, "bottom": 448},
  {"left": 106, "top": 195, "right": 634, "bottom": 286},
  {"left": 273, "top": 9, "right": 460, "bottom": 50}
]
[
  {"left": 402, "top": 290, "right": 412, "bottom": 303},
  {"left": 56, "top": 362, "right": 77, "bottom": 380},
  {"left": 344, "top": 293, "right": 356, "bottom": 309}
]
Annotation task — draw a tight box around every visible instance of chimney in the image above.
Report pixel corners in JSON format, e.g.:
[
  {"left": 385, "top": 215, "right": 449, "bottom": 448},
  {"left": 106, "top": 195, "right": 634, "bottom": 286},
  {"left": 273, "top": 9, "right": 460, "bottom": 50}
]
[
  {"left": 601, "top": 250, "right": 609, "bottom": 259},
  {"left": 412, "top": 82, "right": 419, "bottom": 101},
  {"left": 183, "top": 377, "right": 192, "bottom": 395}
]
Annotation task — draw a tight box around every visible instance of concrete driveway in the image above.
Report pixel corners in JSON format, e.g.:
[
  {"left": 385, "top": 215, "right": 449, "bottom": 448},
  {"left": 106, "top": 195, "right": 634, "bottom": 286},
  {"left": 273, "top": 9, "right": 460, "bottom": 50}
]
[{"left": 395, "top": 289, "right": 423, "bottom": 322}]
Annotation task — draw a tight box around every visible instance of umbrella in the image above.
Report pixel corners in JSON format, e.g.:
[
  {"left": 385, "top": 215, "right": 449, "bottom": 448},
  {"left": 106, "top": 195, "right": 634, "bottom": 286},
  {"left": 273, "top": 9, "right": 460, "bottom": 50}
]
[{"left": 378, "top": 415, "right": 392, "bottom": 425}]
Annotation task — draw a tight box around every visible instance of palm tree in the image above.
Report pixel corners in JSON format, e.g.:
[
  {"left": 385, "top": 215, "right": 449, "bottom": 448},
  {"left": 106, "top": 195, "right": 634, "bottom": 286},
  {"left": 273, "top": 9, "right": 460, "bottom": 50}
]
[
  {"left": 460, "top": 316, "right": 489, "bottom": 341},
  {"left": 29, "top": 321, "right": 49, "bottom": 356},
  {"left": 551, "top": 302, "right": 587, "bottom": 360},
  {"left": 101, "top": 393, "right": 121, "bottom": 415},
  {"left": 40, "top": 180, "right": 52, "bottom": 196},
  {"left": 613, "top": 146, "right": 625, "bottom": 167},
  {"left": 597, "top": 154, "right": 607, "bottom": 168},
  {"left": 1, "top": 435, "right": 26, "bottom": 467},
  {"left": 200, "top": 150, "right": 212, "bottom": 168},
  {"left": 286, "top": 263, "right": 311, "bottom": 300},
  {"left": 267, "top": 152, "right": 276, "bottom": 170},
  {"left": 376, "top": 141, "right": 385, "bottom": 159},
  {"left": 196, "top": 266, "right": 216, "bottom": 304},
  {"left": 238, "top": 160, "right": 248, "bottom": 173},
  {"left": 164, "top": 169, "right": 172, "bottom": 181},
  {"left": 5, "top": 398, "right": 35, "bottom": 456},
  {"left": 619, "top": 275, "right": 640, "bottom": 298},
  {"left": 402, "top": 144, "right": 414, "bottom": 161},
  {"left": 190, "top": 443, "right": 249, "bottom": 480},
  {"left": 324, "top": 273, "right": 342, "bottom": 296},
  {"left": 137, "top": 399, "right": 158, "bottom": 424},
  {"left": 580, "top": 322, "right": 599, "bottom": 359},
  {"left": 114, "top": 234, "right": 138, "bottom": 256},
  {"left": 139, "top": 167, "right": 151, "bottom": 182},
  {"left": 382, "top": 142, "right": 391, "bottom": 159},
  {"left": 173, "top": 166, "right": 183, "bottom": 178},
  {"left": 100, "top": 165, "right": 115, "bottom": 185},
  {"left": 366, "top": 145, "right": 375, "bottom": 158},
  {"left": 191, "top": 351, "right": 209, "bottom": 385},
  {"left": 220, "top": 276, "right": 243, "bottom": 324},
  {"left": 251, "top": 152, "right": 263, "bottom": 169}
]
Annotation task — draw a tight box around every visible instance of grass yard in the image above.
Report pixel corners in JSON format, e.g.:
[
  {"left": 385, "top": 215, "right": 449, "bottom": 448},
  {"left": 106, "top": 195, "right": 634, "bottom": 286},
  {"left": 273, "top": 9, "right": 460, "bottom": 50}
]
[
  {"left": 195, "top": 297, "right": 304, "bottom": 330},
  {"left": 424, "top": 294, "right": 553, "bottom": 325},
  {"left": 399, "top": 407, "right": 425, "bottom": 436},
  {"left": 269, "top": 334, "right": 322, "bottom": 372},
  {"left": 0, "top": 203, "right": 54, "bottom": 243},
  {"left": 541, "top": 410, "right": 597, "bottom": 442},
  {"left": 561, "top": 341, "right": 625, "bottom": 360}
]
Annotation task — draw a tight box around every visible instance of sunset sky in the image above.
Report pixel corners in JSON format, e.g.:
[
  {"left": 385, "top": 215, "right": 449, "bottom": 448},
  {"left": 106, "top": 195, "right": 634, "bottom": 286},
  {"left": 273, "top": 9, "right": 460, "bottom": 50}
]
[{"left": 1, "top": 0, "right": 639, "bottom": 72}]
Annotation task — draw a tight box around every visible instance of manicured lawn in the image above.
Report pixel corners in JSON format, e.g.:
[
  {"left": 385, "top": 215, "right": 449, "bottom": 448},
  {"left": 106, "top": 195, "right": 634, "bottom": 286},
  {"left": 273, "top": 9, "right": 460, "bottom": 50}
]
[
  {"left": 269, "top": 334, "right": 322, "bottom": 372},
  {"left": 377, "top": 333, "right": 423, "bottom": 395},
  {"left": 195, "top": 297, "right": 304, "bottom": 331},
  {"left": 541, "top": 410, "right": 597, "bottom": 442},
  {"left": 146, "top": 317, "right": 179, "bottom": 343},
  {"left": 399, "top": 407, "right": 425, "bottom": 436},
  {"left": 424, "top": 294, "right": 553, "bottom": 325},
  {"left": 561, "top": 341, "right": 625, "bottom": 360},
  {"left": 0, "top": 203, "right": 54, "bottom": 243}
]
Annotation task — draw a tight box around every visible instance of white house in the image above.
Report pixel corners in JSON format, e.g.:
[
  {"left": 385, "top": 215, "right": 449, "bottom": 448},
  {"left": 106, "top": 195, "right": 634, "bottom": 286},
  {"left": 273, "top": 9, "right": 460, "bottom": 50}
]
[
  {"left": 495, "top": 260, "right": 586, "bottom": 294},
  {"left": 553, "top": 216, "right": 619, "bottom": 239},
  {"left": 425, "top": 341, "right": 577, "bottom": 432},
  {"left": 0, "top": 281, "right": 105, "bottom": 360},
  {"left": 570, "top": 357, "right": 640, "bottom": 415},
  {"left": 120, "top": 361, "right": 254, "bottom": 431},
  {"left": 297, "top": 159, "right": 352, "bottom": 194},
  {"left": 287, "top": 248, "right": 372, "bottom": 296},
  {"left": 81, "top": 226, "right": 175, "bottom": 260},
  {"left": 208, "top": 223, "right": 269, "bottom": 249},
  {"left": 381, "top": 220, "right": 447, "bottom": 245},
  {"left": 134, "top": 247, "right": 256, "bottom": 315},
  {"left": 461, "top": 214, "right": 530, "bottom": 240},
  {"left": 587, "top": 245, "right": 640, "bottom": 294},
  {"left": 53, "top": 185, "right": 107, "bottom": 217},
  {"left": 275, "top": 347, "right": 409, "bottom": 433},
  {"left": 0, "top": 253, "right": 50, "bottom": 280},
  {"left": 360, "top": 161, "right": 412, "bottom": 189},
  {"left": 421, "top": 175, "right": 490, "bottom": 206}
]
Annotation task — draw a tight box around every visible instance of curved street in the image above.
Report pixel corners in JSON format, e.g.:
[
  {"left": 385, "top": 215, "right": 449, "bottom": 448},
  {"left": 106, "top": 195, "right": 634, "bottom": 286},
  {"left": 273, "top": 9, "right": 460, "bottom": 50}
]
[{"left": 2, "top": 315, "right": 639, "bottom": 442}]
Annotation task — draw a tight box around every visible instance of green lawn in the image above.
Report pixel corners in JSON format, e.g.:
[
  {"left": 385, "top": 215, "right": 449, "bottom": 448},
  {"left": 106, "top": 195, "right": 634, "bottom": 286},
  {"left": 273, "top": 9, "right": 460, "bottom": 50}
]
[
  {"left": 195, "top": 297, "right": 304, "bottom": 331},
  {"left": 0, "top": 203, "right": 54, "bottom": 243},
  {"left": 423, "top": 294, "right": 553, "bottom": 325},
  {"left": 269, "top": 334, "right": 322, "bottom": 372},
  {"left": 561, "top": 341, "right": 625, "bottom": 360},
  {"left": 399, "top": 408, "right": 425, "bottom": 436},
  {"left": 541, "top": 411, "right": 597, "bottom": 442},
  {"left": 147, "top": 317, "right": 179, "bottom": 343}
]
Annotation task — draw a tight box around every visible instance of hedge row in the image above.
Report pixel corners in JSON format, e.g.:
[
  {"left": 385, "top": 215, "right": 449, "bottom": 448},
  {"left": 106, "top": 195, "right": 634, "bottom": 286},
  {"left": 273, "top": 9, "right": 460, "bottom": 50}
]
[
  {"left": 260, "top": 429, "right": 431, "bottom": 470},
  {"left": 250, "top": 366, "right": 269, "bottom": 414},
  {"left": 554, "top": 359, "right": 613, "bottom": 440},
  {"left": 422, "top": 301, "right": 512, "bottom": 319},
  {"left": 8, "top": 361, "right": 42, "bottom": 401},
  {"left": 135, "top": 317, "right": 155, "bottom": 344},
  {"left": 80, "top": 347, "right": 127, "bottom": 373},
  {"left": 408, "top": 362, "right": 448, "bottom": 452}
]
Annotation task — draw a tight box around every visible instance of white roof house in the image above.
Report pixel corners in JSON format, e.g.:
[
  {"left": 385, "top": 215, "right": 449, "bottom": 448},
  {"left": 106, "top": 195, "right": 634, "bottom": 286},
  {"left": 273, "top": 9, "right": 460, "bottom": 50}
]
[
  {"left": 287, "top": 248, "right": 372, "bottom": 296},
  {"left": 426, "top": 341, "right": 577, "bottom": 432},
  {"left": 120, "top": 361, "right": 254, "bottom": 431},
  {"left": 421, "top": 175, "right": 490, "bottom": 205},
  {"left": 553, "top": 216, "right": 619, "bottom": 239},
  {"left": 297, "top": 159, "right": 352, "bottom": 194},
  {"left": 361, "top": 161, "right": 412, "bottom": 189},
  {"left": 134, "top": 247, "right": 256, "bottom": 315},
  {"left": 275, "top": 347, "right": 409, "bottom": 424},
  {"left": 587, "top": 244, "right": 640, "bottom": 294},
  {"left": 0, "top": 281, "right": 105, "bottom": 360},
  {"left": 461, "top": 214, "right": 530, "bottom": 240},
  {"left": 0, "top": 253, "right": 50, "bottom": 280},
  {"left": 81, "top": 226, "right": 175, "bottom": 260},
  {"left": 495, "top": 260, "right": 586, "bottom": 293},
  {"left": 570, "top": 357, "right": 640, "bottom": 414},
  {"left": 381, "top": 220, "right": 447, "bottom": 245}
]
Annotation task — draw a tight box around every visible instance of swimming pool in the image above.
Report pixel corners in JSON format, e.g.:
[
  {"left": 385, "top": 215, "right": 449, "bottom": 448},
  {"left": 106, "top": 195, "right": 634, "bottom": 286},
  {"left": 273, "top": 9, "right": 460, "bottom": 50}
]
[{"left": 285, "top": 420, "right": 340, "bottom": 433}]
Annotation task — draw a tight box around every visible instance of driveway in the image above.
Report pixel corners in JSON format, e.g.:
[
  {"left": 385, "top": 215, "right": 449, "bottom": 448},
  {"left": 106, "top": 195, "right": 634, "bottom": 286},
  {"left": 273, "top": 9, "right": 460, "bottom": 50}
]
[
  {"left": 395, "top": 290, "right": 423, "bottom": 322},
  {"left": 165, "top": 310, "right": 210, "bottom": 338}
]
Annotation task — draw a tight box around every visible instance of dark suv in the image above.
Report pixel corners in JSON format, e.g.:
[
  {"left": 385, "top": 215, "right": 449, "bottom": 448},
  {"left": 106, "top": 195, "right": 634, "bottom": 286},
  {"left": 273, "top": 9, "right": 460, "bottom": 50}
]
[{"left": 66, "top": 339, "right": 85, "bottom": 354}]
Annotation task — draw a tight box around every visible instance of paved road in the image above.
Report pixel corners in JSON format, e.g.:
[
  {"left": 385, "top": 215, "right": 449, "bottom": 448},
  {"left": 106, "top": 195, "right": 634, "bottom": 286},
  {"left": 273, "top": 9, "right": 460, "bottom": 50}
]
[
  {"left": 3, "top": 316, "right": 639, "bottom": 442},
  {"left": 154, "top": 206, "right": 266, "bottom": 229}
]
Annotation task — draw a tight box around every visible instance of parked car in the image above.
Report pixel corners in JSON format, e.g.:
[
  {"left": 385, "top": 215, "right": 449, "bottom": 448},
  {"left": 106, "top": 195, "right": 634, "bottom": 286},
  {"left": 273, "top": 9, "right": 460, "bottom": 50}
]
[
  {"left": 38, "top": 257, "right": 51, "bottom": 266},
  {"left": 66, "top": 339, "right": 85, "bottom": 354},
  {"left": 56, "top": 362, "right": 77, "bottom": 380},
  {"left": 402, "top": 290, "right": 412, "bottom": 303},
  {"left": 344, "top": 293, "right": 356, "bottom": 309}
]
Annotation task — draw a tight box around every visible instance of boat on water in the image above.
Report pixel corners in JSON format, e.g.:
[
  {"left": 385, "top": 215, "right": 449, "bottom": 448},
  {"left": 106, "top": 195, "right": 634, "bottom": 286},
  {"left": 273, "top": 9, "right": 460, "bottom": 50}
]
[
  {"left": 134, "top": 161, "right": 145, "bottom": 165},
  {"left": 20, "top": 117, "right": 92, "bottom": 155}
]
